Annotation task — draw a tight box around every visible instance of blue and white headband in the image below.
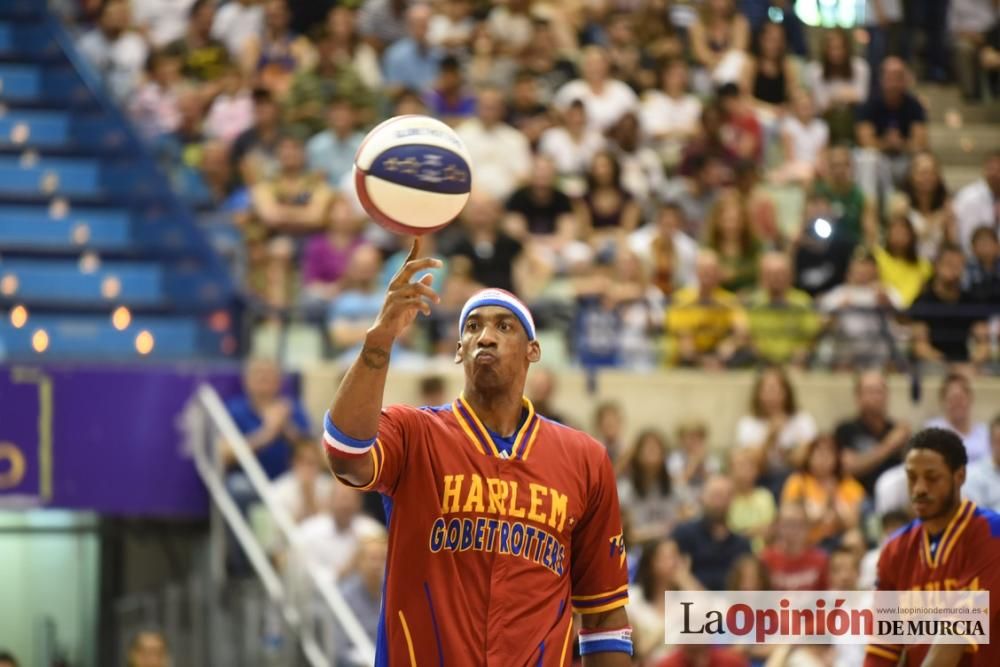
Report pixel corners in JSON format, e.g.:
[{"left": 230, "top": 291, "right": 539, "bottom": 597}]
[{"left": 458, "top": 289, "right": 536, "bottom": 340}]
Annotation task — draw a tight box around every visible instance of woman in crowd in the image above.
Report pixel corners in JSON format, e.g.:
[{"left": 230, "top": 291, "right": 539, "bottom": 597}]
[
  {"left": 640, "top": 59, "right": 703, "bottom": 170},
  {"left": 574, "top": 150, "right": 642, "bottom": 251},
  {"left": 781, "top": 434, "right": 865, "bottom": 547},
  {"left": 735, "top": 366, "right": 818, "bottom": 496},
  {"left": 742, "top": 20, "right": 799, "bottom": 119},
  {"left": 806, "top": 28, "right": 869, "bottom": 144},
  {"left": 689, "top": 0, "right": 750, "bottom": 87},
  {"left": 726, "top": 447, "right": 776, "bottom": 551},
  {"left": 537, "top": 100, "right": 606, "bottom": 195},
  {"left": 705, "top": 189, "right": 761, "bottom": 293},
  {"left": 872, "top": 214, "right": 933, "bottom": 307},
  {"left": 617, "top": 429, "right": 690, "bottom": 542},
  {"left": 241, "top": 0, "right": 312, "bottom": 96},
  {"left": 325, "top": 5, "right": 382, "bottom": 91},
  {"left": 627, "top": 538, "right": 702, "bottom": 662},
  {"left": 300, "top": 197, "right": 368, "bottom": 304},
  {"left": 899, "top": 151, "right": 957, "bottom": 261}
]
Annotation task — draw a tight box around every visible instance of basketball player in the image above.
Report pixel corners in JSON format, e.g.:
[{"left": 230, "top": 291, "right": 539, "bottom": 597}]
[
  {"left": 865, "top": 428, "right": 1000, "bottom": 666},
  {"left": 323, "top": 239, "right": 632, "bottom": 665}
]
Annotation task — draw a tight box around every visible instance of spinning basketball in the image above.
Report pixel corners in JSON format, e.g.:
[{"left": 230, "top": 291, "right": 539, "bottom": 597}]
[{"left": 353, "top": 115, "right": 473, "bottom": 236}]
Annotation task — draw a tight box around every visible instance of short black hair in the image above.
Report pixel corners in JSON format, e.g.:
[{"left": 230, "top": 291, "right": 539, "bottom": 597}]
[
  {"left": 907, "top": 427, "right": 968, "bottom": 471},
  {"left": 717, "top": 82, "right": 741, "bottom": 99},
  {"left": 251, "top": 87, "right": 274, "bottom": 105},
  {"left": 934, "top": 242, "right": 964, "bottom": 264},
  {"left": 0, "top": 651, "right": 19, "bottom": 667},
  {"left": 440, "top": 54, "right": 462, "bottom": 72}
]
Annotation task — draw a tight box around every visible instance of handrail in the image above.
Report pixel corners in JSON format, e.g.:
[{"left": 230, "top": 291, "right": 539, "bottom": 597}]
[{"left": 188, "top": 383, "right": 377, "bottom": 665}]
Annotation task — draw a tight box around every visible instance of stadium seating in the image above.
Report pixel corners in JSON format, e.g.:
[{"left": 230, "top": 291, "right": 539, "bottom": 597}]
[{"left": 0, "top": 1, "right": 238, "bottom": 360}]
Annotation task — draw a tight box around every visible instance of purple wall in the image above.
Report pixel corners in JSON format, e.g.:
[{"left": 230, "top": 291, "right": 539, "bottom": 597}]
[{"left": 0, "top": 364, "right": 244, "bottom": 516}]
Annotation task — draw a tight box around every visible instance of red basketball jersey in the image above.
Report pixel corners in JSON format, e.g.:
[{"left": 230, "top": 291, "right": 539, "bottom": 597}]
[
  {"left": 864, "top": 499, "right": 1000, "bottom": 667},
  {"left": 339, "top": 396, "right": 629, "bottom": 666}
]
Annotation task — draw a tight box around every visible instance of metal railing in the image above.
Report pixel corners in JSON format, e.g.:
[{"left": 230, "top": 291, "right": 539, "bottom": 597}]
[{"left": 183, "top": 383, "right": 376, "bottom": 667}]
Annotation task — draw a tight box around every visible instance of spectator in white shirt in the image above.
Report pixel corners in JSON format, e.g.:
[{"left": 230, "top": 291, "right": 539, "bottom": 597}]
[
  {"left": 628, "top": 201, "right": 699, "bottom": 296},
  {"left": 964, "top": 417, "right": 1000, "bottom": 510},
  {"left": 132, "top": 0, "right": 196, "bottom": 47},
  {"left": 735, "top": 366, "right": 819, "bottom": 494},
  {"left": 128, "top": 47, "right": 184, "bottom": 142},
  {"left": 427, "top": 0, "right": 474, "bottom": 53},
  {"left": 924, "top": 373, "right": 991, "bottom": 462},
  {"left": 537, "top": 99, "right": 605, "bottom": 195},
  {"left": 296, "top": 482, "right": 383, "bottom": 582},
  {"left": 211, "top": 0, "right": 264, "bottom": 60},
  {"left": 639, "top": 59, "right": 702, "bottom": 169},
  {"left": 553, "top": 46, "right": 638, "bottom": 133},
  {"left": 953, "top": 151, "right": 1000, "bottom": 254},
  {"left": 78, "top": 0, "right": 149, "bottom": 102},
  {"left": 270, "top": 440, "right": 333, "bottom": 526},
  {"left": 771, "top": 91, "right": 829, "bottom": 185},
  {"left": 486, "top": 0, "right": 533, "bottom": 55},
  {"left": 455, "top": 87, "right": 531, "bottom": 201}
]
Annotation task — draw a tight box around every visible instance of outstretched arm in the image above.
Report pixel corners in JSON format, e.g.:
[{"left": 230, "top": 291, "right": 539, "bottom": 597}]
[{"left": 325, "top": 239, "right": 441, "bottom": 485}]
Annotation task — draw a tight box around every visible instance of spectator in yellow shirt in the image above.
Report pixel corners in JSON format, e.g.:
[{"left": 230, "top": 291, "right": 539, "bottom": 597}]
[
  {"left": 747, "top": 252, "right": 822, "bottom": 366},
  {"left": 781, "top": 433, "right": 865, "bottom": 546},
  {"left": 872, "top": 215, "right": 932, "bottom": 307},
  {"left": 665, "top": 250, "right": 750, "bottom": 368}
]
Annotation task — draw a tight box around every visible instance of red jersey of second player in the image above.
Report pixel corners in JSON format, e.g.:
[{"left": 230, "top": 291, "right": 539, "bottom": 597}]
[
  {"left": 865, "top": 499, "right": 1000, "bottom": 667},
  {"left": 339, "top": 396, "right": 629, "bottom": 666}
]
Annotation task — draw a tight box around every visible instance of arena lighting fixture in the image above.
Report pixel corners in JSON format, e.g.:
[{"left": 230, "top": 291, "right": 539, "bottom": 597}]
[
  {"left": 111, "top": 306, "right": 131, "bottom": 331},
  {"left": 813, "top": 217, "right": 833, "bottom": 240},
  {"left": 72, "top": 223, "right": 90, "bottom": 245},
  {"left": 32, "top": 329, "right": 49, "bottom": 353},
  {"left": 9, "top": 304, "right": 27, "bottom": 329},
  {"left": 135, "top": 330, "right": 154, "bottom": 355},
  {"left": 101, "top": 275, "right": 121, "bottom": 299},
  {"left": 0, "top": 273, "right": 17, "bottom": 296},
  {"left": 79, "top": 251, "right": 100, "bottom": 273}
]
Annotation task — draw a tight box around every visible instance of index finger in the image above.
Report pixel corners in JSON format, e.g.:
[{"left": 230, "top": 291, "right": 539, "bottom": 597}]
[{"left": 388, "top": 237, "right": 422, "bottom": 285}]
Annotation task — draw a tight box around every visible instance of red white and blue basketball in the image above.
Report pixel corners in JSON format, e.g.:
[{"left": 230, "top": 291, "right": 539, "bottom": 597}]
[{"left": 353, "top": 115, "right": 473, "bottom": 236}]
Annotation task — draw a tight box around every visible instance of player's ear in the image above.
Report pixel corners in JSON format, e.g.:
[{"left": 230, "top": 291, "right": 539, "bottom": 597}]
[
  {"left": 527, "top": 339, "right": 541, "bottom": 364},
  {"left": 454, "top": 340, "right": 463, "bottom": 365},
  {"left": 956, "top": 465, "right": 966, "bottom": 488}
]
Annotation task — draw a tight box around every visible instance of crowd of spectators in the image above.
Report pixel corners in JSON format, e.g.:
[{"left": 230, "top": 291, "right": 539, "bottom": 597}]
[
  {"left": 70, "top": 0, "right": 1000, "bottom": 375},
  {"left": 611, "top": 365, "right": 1000, "bottom": 665},
  {"left": 61, "top": 0, "right": 1000, "bottom": 664},
  {"left": 219, "top": 356, "right": 1000, "bottom": 666}
]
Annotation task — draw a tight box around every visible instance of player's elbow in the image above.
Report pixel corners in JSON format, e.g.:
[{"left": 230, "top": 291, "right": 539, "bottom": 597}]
[{"left": 325, "top": 450, "right": 373, "bottom": 488}]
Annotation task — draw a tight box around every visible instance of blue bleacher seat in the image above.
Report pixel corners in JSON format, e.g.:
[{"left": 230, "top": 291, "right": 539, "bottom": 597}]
[
  {"left": 0, "top": 313, "right": 202, "bottom": 359},
  {"left": 0, "top": 5, "right": 237, "bottom": 360},
  {"left": 0, "top": 258, "right": 163, "bottom": 305},
  {"left": 0, "top": 155, "right": 100, "bottom": 195},
  {"left": 0, "top": 204, "right": 131, "bottom": 249},
  {"left": 0, "top": 110, "right": 70, "bottom": 146}
]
